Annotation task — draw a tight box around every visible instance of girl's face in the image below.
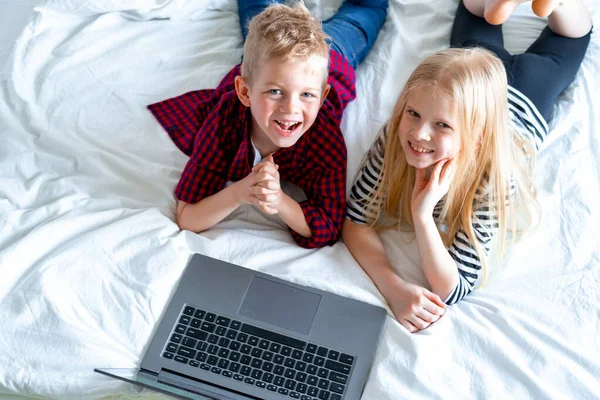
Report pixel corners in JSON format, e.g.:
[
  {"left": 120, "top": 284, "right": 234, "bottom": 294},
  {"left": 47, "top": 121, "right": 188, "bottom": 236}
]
[{"left": 398, "top": 88, "right": 462, "bottom": 171}]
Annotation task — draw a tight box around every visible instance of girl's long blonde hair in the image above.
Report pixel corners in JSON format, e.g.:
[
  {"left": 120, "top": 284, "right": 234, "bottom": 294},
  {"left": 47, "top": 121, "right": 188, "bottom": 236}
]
[{"left": 367, "top": 47, "right": 538, "bottom": 283}]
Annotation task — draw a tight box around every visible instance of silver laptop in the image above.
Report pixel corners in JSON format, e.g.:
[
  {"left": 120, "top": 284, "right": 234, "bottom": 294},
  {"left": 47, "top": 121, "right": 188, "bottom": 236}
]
[{"left": 96, "top": 253, "right": 386, "bottom": 400}]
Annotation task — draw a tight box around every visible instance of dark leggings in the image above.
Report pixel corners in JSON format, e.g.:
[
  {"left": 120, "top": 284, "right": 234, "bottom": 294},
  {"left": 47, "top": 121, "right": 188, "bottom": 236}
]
[{"left": 451, "top": 2, "right": 591, "bottom": 122}]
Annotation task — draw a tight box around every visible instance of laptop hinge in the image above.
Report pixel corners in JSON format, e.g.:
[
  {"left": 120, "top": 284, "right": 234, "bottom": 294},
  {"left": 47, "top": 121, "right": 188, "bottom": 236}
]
[{"left": 158, "top": 369, "right": 259, "bottom": 400}]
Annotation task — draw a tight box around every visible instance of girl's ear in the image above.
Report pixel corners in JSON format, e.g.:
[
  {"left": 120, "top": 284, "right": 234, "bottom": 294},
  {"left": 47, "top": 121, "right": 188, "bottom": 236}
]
[{"left": 235, "top": 76, "right": 252, "bottom": 107}]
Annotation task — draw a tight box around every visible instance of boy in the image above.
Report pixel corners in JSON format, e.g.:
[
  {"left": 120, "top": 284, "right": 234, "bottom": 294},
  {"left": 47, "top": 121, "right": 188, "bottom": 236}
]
[{"left": 148, "top": 0, "right": 388, "bottom": 248}]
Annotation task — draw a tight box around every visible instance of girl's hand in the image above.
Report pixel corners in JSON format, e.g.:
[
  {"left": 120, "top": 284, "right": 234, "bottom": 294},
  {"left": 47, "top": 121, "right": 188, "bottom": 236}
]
[
  {"left": 412, "top": 158, "right": 456, "bottom": 218},
  {"left": 382, "top": 277, "right": 446, "bottom": 333},
  {"left": 250, "top": 155, "right": 281, "bottom": 214}
]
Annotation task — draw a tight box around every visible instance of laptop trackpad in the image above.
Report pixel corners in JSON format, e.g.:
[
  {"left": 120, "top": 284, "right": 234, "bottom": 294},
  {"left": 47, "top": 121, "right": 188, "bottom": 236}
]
[{"left": 239, "top": 276, "right": 321, "bottom": 335}]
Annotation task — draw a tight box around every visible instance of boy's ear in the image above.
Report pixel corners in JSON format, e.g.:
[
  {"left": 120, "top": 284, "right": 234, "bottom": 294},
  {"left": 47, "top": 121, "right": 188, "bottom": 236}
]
[
  {"left": 235, "top": 75, "right": 252, "bottom": 107},
  {"left": 320, "top": 84, "right": 331, "bottom": 106}
]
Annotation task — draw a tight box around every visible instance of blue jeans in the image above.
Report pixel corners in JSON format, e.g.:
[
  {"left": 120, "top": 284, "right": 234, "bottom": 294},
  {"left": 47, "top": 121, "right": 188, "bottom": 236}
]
[
  {"left": 238, "top": 0, "right": 388, "bottom": 70},
  {"left": 451, "top": 1, "right": 591, "bottom": 122}
]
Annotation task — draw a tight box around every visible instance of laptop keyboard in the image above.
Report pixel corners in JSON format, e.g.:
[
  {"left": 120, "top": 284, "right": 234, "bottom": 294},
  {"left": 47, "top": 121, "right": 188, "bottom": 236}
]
[{"left": 161, "top": 305, "right": 356, "bottom": 400}]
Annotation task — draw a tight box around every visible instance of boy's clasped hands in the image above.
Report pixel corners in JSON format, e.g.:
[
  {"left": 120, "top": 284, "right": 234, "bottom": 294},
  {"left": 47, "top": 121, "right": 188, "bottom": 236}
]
[{"left": 238, "top": 155, "right": 282, "bottom": 215}]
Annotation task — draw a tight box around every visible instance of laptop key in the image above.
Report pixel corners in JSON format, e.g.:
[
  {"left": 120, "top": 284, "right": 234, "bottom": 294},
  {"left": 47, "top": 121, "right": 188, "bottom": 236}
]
[
  {"left": 182, "top": 337, "right": 197, "bottom": 348},
  {"left": 339, "top": 353, "right": 355, "bottom": 365},
  {"left": 177, "top": 347, "right": 196, "bottom": 359},
  {"left": 218, "top": 338, "right": 230, "bottom": 348},
  {"left": 296, "top": 383, "right": 308, "bottom": 393},
  {"left": 284, "top": 368, "right": 295, "bottom": 378},
  {"left": 317, "top": 347, "right": 328, "bottom": 357},
  {"left": 218, "top": 359, "right": 229, "bottom": 369},
  {"left": 248, "top": 336, "right": 259, "bottom": 346},
  {"left": 241, "top": 324, "right": 306, "bottom": 350},
  {"left": 175, "top": 324, "right": 186, "bottom": 334},
  {"left": 329, "top": 372, "right": 347, "bottom": 384},
  {"left": 292, "top": 349, "right": 303, "bottom": 359},
  {"left": 200, "top": 363, "right": 211, "bottom": 371},
  {"left": 267, "top": 384, "right": 278, "bottom": 392},
  {"left": 240, "top": 344, "right": 251, "bottom": 355},
  {"left": 207, "top": 345, "right": 218, "bottom": 355},
  {"left": 218, "top": 348, "right": 229, "bottom": 358},
  {"left": 285, "top": 379, "right": 296, "bottom": 390},
  {"left": 274, "top": 376, "right": 285, "bottom": 386},
  {"left": 290, "top": 392, "right": 300, "bottom": 399},
  {"left": 226, "top": 329, "right": 238, "bottom": 339},
  {"left": 314, "top": 356, "right": 325, "bottom": 366},
  {"left": 329, "top": 382, "right": 344, "bottom": 394},
  {"left": 307, "top": 365, "right": 318, "bottom": 375},
  {"left": 233, "top": 374, "right": 244, "bottom": 381},
  {"left": 244, "top": 377, "right": 255, "bottom": 385},
  {"left": 216, "top": 316, "right": 230, "bottom": 327},
  {"left": 174, "top": 356, "right": 188, "bottom": 364},
  {"left": 208, "top": 334, "right": 219, "bottom": 344},
  {"left": 306, "top": 344, "right": 317, "bottom": 354},
  {"left": 301, "top": 396, "right": 312, "bottom": 400},
  {"left": 274, "top": 354, "right": 285, "bottom": 365},
  {"left": 229, "top": 341, "right": 240, "bottom": 351},
  {"left": 296, "top": 372, "right": 307, "bottom": 383},
  {"left": 307, "top": 376, "right": 318, "bottom": 386},
  {"left": 196, "top": 342, "right": 207, "bottom": 352},
  {"left": 251, "top": 369, "right": 262, "bottom": 380},
  {"left": 189, "top": 360, "right": 199, "bottom": 368},
  {"left": 183, "top": 306, "right": 195, "bottom": 316},
  {"left": 241, "top": 366, "right": 251, "bottom": 376},
  {"left": 307, "top": 386, "right": 319, "bottom": 396},
  {"left": 262, "top": 372, "right": 274, "bottom": 383},
  {"left": 229, "top": 352, "right": 240, "bottom": 362},
  {"left": 284, "top": 357, "right": 295, "bottom": 368},
  {"left": 237, "top": 333, "right": 248, "bottom": 343},
  {"left": 258, "top": 340, "right": 269, "bottom": 350},
  {"left": 207, "top": 356, "right": 218, "bottom": 365},
  {"left": 200, "top": 322, "right": 216, "bottom": 333},
  {"left": 251, "top": 348, "right": 262, "bottom": 358},
  {"left": 317, "top": 378, "right": 329, "bottom": 389},
  {"left": 211, "top": 367, "right": 222, "bottom": 374},
  {"left": 274, "top": 365, "right": 285, "bottom": 376},
  {"left": 229, "top": 362, "right": 241, "bottom": 373},
  {"left": 170, "top": 334, "right": 182, "bottom": 344},
  {"left": 278, "top": 388, "right": 289, "bottom": 395},
  {"left": 215, "top": 326, "right": 227, "bottom": 336},
  {"left": 330, "top": 395, "right": 342, "bottom": 400},
  {"left": 251, "top": 359, "right": 262, "bottom": 369},
  {"left": 281, "top": 347, "right": 292, "bottom": 357},
  {"left": 240, "top": 355, "right": 251, "bottom": 365},
  {"left": 187, "top": 328, "right": 207, "bottom": 341},
  {"left": 162, "top": 352, "right": 174, "bottom": 359},
  {"left": 190, "top": 318, "right": 201, "bottom": 328},
  {"left": 262, "top": 362, "right": 274, "bottom": 372},
  {"left": 193, "top": 309, "right": 205, "bottom": 319},
  {"left": 205, "top": 313, "right": 216, "bottom": 322},
  {"left": 196, "top": 352, "right": 207, "bottom": 362},
  {"left": 302, "top": 353, "right": 314, "bottom": 363},
  {"left": 317, "top": 368, "right": 328, "bottom": 378},
  {"left": 179, "top": 315, "right": 191, "bottom": 325},
  {"left": 230, "top": 320, "right": 242, "bottom": 330},
  {"left": 222, "top": 370, "right": 233, "bottom": 378},
  {"left": 166, "top": 343, "right": 178, "bottom": 353},
  {"left": 327, "top": 350, "right": 339, "bottom": 361},
  {"left": 255, "top": 381, "right": 266, "bottom": 388},
  {"left": 296, "top": 361, "right": 307, "bottom": 372},
  {"left": 270, "top": 343, "right": 281, "bottom": 353},
  {"left": 318, "top": 389, "right": 330, "bottom": 400},
  {"left": 325, "top": 360, "right": 351, "bottom": 375}
]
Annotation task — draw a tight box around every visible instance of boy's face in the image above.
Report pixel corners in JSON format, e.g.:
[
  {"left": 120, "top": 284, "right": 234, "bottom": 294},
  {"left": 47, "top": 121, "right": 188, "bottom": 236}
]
[{"left": 235, "top": 57, "right": 330, "bottom": 156}]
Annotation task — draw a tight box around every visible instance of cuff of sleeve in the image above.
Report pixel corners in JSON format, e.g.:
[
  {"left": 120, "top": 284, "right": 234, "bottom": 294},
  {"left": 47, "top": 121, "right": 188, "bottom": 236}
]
[{"left": 289, "top": 202, "right": 340, "bottom": 249}]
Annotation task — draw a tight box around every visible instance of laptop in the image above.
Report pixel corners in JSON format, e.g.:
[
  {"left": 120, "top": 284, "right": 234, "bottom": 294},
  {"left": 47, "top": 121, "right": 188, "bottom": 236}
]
[{"left": 96, "top": 253, "right": 387, "bottom": 400}]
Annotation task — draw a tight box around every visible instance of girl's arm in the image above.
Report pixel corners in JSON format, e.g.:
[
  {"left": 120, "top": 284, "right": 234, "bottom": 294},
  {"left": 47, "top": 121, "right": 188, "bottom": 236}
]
[
  {"left": 342, "top": 220, "right": 446, "bottom": 333},
  {"left": 411, "top": 159, "right": 460, "bottom": 300}
]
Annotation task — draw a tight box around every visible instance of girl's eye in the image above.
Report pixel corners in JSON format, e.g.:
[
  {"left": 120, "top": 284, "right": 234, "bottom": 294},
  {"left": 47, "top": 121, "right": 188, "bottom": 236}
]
[
  {"left": 437, "top": 122, "right": 451, "bottom": 129},
  {"left": 408, "top": 110, "right": 419, "bottom": 118},
  {"left": 269, "top": 89, "right": 282, "bottom": 95}
]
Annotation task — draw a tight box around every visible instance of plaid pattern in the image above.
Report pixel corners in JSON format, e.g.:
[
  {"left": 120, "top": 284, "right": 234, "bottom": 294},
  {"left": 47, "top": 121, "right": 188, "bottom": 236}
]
[{"left": 148, "top": 50, "right": 356, "bottom": 248}]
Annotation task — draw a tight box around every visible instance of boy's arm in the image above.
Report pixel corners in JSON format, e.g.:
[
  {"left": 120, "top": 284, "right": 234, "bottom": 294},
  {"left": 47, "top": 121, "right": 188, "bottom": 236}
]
[
  {"left": 276, "top": 194, "right": 312, "bottom": 238},
  {"left": 176, "top": 173, "right": 254, "bottom": 233}
]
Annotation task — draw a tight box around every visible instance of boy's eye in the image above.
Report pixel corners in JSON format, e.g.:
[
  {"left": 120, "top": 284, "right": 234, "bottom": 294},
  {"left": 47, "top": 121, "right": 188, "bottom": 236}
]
[
  {"left": 407, "top": 110, "right": 419, "bottom": 118},
  {"left": 268, "top": 89, "right": 282, "bottom": 95},
  {"left": 301, "top": 92, "right": 315, "bottom": 98}
]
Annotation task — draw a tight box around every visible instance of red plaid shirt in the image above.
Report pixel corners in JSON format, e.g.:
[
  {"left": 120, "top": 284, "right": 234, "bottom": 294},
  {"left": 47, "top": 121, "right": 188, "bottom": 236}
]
[{"left": 148, "top": 50, "right": 356, "bottom": 248}]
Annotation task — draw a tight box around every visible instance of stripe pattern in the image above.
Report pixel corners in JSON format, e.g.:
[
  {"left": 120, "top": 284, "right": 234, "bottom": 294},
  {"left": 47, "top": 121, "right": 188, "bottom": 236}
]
[{"left": 347, "top": 85, "right": 548, "bottom": 304}]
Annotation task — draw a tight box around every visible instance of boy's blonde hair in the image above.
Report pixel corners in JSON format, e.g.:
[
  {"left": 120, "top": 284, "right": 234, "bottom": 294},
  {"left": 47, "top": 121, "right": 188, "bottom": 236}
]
[
  {"left": 241, "top": 1, "right": 330, "bottom": 86},
  {"left": 366, "top": 47, "right": 538, "bottom": 283}
]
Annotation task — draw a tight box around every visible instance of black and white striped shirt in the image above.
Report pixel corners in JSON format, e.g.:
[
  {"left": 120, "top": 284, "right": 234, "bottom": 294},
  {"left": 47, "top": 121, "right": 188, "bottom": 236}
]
[{"left": 347, "top": 86, "right": 548, "bottom": 304}]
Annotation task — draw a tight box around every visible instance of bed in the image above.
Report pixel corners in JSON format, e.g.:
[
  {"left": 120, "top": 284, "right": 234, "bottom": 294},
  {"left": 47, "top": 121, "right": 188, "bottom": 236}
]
[{"left": 1, "top": 0, "right": 599, "bottom": 399}]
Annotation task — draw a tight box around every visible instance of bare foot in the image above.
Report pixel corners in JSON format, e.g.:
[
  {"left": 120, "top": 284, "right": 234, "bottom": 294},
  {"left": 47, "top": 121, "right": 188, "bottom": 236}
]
[{"left": 483, "top": 0, "right": 527, "bottom": 25}]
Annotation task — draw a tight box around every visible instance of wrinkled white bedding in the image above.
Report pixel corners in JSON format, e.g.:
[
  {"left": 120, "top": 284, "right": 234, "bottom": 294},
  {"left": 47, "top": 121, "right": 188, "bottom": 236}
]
[{"left": 1, "top": 0, "right": 599, "bottom": 399}]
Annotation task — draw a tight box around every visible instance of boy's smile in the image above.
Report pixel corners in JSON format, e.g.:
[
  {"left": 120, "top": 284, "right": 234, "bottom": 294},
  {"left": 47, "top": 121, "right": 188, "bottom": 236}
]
[{"left": 235, "top": 57, "right": 330, "bottom": 157}]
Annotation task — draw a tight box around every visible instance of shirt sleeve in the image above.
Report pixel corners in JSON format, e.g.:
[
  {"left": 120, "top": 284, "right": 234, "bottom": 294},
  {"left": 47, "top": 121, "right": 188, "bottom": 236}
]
[
  {"left": 346, "top": 126, "right": 387, "bottom": 224},
  {"left": 441, "top": 177, "right": 514, "bottom": 305},
  {"left": 290, "top": 123, "right": 348, "bottom": 249},
  {"left": 323, "top": 50, "right": 357, "bottom": 126}
]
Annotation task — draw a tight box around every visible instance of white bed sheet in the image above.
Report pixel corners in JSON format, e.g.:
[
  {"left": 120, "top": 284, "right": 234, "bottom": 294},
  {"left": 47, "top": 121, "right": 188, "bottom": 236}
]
[{"left": 0, "top": 0, "right": 599, "bottom": 399}]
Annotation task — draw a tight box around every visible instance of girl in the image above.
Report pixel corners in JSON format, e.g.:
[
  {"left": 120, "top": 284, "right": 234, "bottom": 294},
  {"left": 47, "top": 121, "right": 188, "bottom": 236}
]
[{"left": 343, "top": 0, "right": 592, "bottom": 333}]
